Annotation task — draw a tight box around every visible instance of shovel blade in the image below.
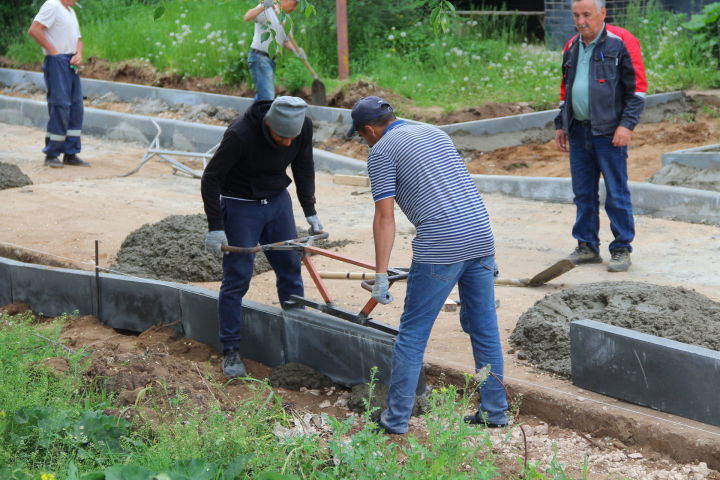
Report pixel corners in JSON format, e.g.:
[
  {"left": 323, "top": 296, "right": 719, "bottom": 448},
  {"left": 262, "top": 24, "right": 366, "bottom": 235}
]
[
  {"left": 311, "top": 78, "right": 327, "bottom": 106},
  {"left": 526, "top": 259, "right": 575, "bottom": 287}
]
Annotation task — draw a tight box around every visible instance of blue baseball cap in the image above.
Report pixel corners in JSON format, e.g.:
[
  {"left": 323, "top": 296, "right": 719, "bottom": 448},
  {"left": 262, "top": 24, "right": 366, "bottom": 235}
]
[{"left": 346, "top": 96, "right": 394, "bottom": 137}]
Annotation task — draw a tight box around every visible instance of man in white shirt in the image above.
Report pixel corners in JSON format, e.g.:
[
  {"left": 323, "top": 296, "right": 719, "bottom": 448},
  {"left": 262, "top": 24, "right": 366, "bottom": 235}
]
[
  {"left": 243, "top": 0, "right": 305, "bottom": 101},
  {"left": 28, "top": 0, "right": 89, "bottom": 168}
]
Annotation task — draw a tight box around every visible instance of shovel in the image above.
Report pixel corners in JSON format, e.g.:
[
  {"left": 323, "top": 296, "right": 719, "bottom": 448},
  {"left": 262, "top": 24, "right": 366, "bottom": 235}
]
[
  {"left": 494, "top": 259, "right": 575, "bottom": 287},
  {"left": 299, "top": 56, "right": 327, "bottom": 106},
  {"left": 320, "top": 259, "right": 575, "bottom": 288}
]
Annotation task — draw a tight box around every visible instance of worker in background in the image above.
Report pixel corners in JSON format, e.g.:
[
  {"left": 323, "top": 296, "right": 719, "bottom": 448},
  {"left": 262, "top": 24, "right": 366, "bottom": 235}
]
[
  {"left": 555, "top": 0, "right": 647, "bottom": 272},
  {"left": 244, "top": 0, "right": 306, "bottom": 101},
  {"left": 28, "top": 0, "right": 90, "bottom": 168},
  {"left": 347, "top": 96, "right": 508, "bottom": 434},
  {"left": 201, "top": 96, "right": 323, "bottom": 378}
]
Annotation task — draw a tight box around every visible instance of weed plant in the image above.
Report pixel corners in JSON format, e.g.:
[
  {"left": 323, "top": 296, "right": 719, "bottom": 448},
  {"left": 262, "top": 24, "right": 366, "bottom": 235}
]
[
  {"left": 0, "top": 310, "right": 585, "bottom": 479},
  {"left": 4, "top": 0, "right": 718, "bottom": 109}
]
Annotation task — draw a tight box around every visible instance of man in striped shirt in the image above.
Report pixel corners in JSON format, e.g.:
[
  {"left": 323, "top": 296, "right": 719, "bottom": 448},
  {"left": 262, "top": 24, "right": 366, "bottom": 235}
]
[{"left": 347, "top": 96, "right": 508, "bottom": 434}]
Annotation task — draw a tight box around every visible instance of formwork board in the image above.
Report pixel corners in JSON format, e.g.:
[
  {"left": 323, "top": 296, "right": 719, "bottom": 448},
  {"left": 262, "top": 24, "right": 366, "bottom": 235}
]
[
  {"left": 10, "top": 263, "right": 95, "bottom": 317},
  {"left": 98, "top": 274, "right": 183, "bottom": 332},
  {"left": 0, "top": 257, "right": 17, "bottom": 306},
  {"left": 282, "top": 307, "right": 394, "bottom": 387},
  {"left": 571, "top": 319, "right": 720, "bottom": 427}
]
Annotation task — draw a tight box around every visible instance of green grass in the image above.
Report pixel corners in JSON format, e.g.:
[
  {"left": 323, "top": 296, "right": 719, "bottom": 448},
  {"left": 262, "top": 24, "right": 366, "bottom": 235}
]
[
  {"left": 0, "top": 310, "right": 587, "bottom": 480},
  {"left": 5, "top": 0, "right": 718, "bottom": 110}
]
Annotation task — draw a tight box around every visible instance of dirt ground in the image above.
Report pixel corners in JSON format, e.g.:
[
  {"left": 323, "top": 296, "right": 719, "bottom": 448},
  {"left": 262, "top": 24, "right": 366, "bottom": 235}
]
[{"left": 2, "top": 120, "right": 720, "bottom": 478}]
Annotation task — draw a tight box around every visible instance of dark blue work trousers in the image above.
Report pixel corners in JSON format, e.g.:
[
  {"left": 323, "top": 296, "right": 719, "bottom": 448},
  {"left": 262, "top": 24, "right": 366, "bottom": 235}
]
[
  {"left": 218, "top": 190, "right": 303, "bottom": 352},
  {"left": 569, "top": 124, "right": 635, "bottom": 253},
  {"left": 42, "top": 54, "right": 83, "bottom": 157}
]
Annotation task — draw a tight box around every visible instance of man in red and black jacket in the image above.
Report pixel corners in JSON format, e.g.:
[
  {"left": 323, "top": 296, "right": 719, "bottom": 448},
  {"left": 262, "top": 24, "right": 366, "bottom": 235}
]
[
  {"left": 554, "top": 0, "right": 647, "bottom": 273},
  {"left": 201, "top": 96, "right": 324, "bottom": 377}
]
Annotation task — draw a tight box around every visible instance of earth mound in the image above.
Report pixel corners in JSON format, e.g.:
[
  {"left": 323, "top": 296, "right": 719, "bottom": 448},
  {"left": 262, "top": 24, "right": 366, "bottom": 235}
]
[
  {"left": 0, "top": 162, "right": 32, "bottom": 190},
  {"left": 509, "top": 281, "right": 720, "bottom": 377}
]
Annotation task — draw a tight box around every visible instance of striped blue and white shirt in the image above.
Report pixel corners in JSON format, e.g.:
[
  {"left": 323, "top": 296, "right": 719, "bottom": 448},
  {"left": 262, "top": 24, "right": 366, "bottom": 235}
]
[{"left": 367, "top": 121, "right": 495, "bottom": 264}]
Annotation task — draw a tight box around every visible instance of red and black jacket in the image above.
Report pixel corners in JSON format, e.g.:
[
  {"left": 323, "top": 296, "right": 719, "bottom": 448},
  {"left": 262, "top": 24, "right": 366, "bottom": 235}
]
[{"left": 554, "top": 24, "right": 648, "bottom": 136}]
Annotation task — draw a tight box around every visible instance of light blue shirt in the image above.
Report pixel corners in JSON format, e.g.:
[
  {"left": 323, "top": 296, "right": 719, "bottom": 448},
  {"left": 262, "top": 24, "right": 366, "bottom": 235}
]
[{"left": 571, "top": 26, "right": 604, "bottom": 121}]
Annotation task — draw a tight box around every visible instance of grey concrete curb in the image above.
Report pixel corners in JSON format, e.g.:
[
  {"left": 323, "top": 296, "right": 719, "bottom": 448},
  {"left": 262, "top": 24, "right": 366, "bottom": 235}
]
[
  {"left": 663, "top": 143, "right": 720, "bottom": 168},
  {"left": 3, "top": 92, "right": 720, "bottom": 226},
  {"left": 570, "top": 319, "right": 720, "bottom": 428},
  {"left": 0, "top": 256, "right": 398, "bottom": 388},
  {"left": 0, "top": 67, "right": 354, "bottom": 126}
]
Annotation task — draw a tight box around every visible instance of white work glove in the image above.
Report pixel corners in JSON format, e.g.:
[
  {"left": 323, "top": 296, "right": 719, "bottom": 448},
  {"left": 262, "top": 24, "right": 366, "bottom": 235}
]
[
  {"left": 372, "top": 273, "right": 394, "bottom": 305},
  {"left": 295, "top": 48, "right": 307, "bottom": 61},
  {"left": 306, "top": 215, "right": 324, "bottom": 234},
  {"left": 262, "top": 0, "right": 274, "bottom": 8},
  {"left": 204, "top": 230, "right": 228, "bottom": 258}
]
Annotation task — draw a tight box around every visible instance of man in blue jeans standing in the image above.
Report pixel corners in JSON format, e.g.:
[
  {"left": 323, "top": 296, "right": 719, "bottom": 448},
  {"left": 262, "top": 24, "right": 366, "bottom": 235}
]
[
  {"left": 347, "top": 96, "right": 508, "bottom": 434},
  {"left": 244, "top": 0, "right": 306, "bottom": 101},
  {"left": 555, "top": 0, "right": 647, "bottom": 272},
  {"left": 28, "top": 0, "right": 90, "bottom": 168}
]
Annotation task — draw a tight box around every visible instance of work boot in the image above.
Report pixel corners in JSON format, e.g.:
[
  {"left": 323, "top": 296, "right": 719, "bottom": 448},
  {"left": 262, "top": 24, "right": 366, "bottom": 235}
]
[
  {"left": 222, "top": 349, "right": 247, "bottom": 377},
  {"left": 607, "top": 248, "right": 631, "bottom": 272},
  {"left": 63, "top": 154, "right": 91, "bottom": 167},
  {"left": 463, "top": 411, "right": 507, "bottom": 429},
  {"left": 44, "top": 156, "right": 64, "bottom": 168},
  {"left": 566, "top": 242, "right": 602, "bottom": 265}
]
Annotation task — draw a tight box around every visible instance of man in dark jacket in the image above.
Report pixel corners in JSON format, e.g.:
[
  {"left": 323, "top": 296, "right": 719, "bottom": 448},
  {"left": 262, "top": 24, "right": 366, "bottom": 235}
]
[
  {"left": 201, "top": 96, "right": 323, "bottom": 377},
  {"left": 554, "top": 0, "right": 647, "bottom": 272}
]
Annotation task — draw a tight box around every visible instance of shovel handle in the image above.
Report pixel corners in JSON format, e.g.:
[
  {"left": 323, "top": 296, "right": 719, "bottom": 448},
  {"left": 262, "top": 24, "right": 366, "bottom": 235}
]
[
  {"left": 493, "top": 278, "right": 530, "bottom": 287},
  {"left": 221, "top": 232, "right": 329, "bottom": 255},
  {"left": 299, "top": 56, "right": 319, "bottom": 80}
]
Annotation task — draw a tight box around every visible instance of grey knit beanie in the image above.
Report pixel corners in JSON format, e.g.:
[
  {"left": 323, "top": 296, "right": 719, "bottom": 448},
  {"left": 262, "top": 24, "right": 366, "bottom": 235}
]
[{"left": 264, "top": 96, "right": 308, "bottom": 137}]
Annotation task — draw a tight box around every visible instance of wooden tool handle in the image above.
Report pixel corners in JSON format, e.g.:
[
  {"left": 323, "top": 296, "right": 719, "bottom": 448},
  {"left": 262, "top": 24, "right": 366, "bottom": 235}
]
[{"left": 320, "top": 271, "right": 377, "bottom": 280}]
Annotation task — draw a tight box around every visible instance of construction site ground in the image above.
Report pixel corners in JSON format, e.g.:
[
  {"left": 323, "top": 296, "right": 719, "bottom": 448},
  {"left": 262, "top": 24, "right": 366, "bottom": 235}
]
[{"left": 2, "top": 107, "right": 720, "bottom": 479}]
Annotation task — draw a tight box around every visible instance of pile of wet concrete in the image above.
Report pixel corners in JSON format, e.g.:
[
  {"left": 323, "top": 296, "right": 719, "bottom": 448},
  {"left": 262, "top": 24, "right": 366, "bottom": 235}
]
[
  {"left": 509, "top": 281, "right": 720, "bottom": 377},
  {"left": 112, "top": 214, "right": 355, "bottom": 283},
  {"left": 0, "top": 162, "right": 32, "bottom": 190}
]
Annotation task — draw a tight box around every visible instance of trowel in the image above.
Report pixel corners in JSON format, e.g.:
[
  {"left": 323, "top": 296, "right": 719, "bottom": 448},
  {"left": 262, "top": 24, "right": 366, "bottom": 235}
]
[{"left": 494, "top": 259, "right": 575, "bottom": 287}]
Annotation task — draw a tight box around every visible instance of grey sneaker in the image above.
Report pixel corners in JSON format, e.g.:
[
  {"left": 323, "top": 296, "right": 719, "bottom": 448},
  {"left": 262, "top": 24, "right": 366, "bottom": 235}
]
[
  {"left": 222, "top": 349, "right": 247, "bottom": 377},
  {"left": 63, "top": 154, "right": 91, "bottom": 167},
  {"left": 566, "top": 242, "right": 602, "bottom": 264},
  {"left": 44, "top": 156, "right": 64, "bottom": 168},
  {"left": 607, "top": 248, "right": 631, "bottom": 272}
]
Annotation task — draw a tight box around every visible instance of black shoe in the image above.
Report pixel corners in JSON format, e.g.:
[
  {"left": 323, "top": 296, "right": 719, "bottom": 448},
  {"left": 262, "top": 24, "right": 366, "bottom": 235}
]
[
  {"left": 566, "top": 242, "right": 602, "bottom": 265},
  {"left": 222, "top": 349, "right": 247, "bottom": 377},
  {"left": 44, "top": 156, "right": 64, "bottom": 168},
  {"left": 371, "top": 422, "right": 402, "bottom": 435},
  {"left": 463, "top": 412, "right": 507, "bottom": 428},
  {"left": 607, "top": 248, "right": 631, "bottom": 272},
  {"left": 63, "top": 154, "right": 91, "bottom": 167}
]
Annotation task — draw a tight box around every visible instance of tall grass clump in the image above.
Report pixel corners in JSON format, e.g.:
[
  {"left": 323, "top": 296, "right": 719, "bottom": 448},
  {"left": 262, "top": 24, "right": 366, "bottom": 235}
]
[{"left": 622, "top": 0, "right": 720, "bottom": 92}]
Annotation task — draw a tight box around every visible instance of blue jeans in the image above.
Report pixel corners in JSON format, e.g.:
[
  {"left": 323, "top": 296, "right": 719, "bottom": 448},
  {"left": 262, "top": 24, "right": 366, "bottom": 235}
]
[
  {"left": 218, "top": 190, "right": 303, "bottom": 353},
  {"left": 42, "top": 54, "right": 83, "bottom": 157},
  {"left": 569, "top": 124, "right": 634, "bottom": 253},
  {"left": 379, "top": 256, "right": 508, "bottom": 433},
  {"left": 248, "top": 49, "right": 275, "bottom": 102}
]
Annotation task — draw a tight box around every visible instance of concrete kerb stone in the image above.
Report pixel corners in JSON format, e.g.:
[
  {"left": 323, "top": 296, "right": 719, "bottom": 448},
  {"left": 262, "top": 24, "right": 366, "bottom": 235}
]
[
  {"left": 0, "top": 256, "right": 404, "bottom": 387},
  {"left": 662, "top": 143, "right": 720, "bottom": 169},
  {"left": 570, "top": 319, "right": 720, "bottom": 428},
  {"left": 3, "top": 93, "right": 720, "bottom": 225}
]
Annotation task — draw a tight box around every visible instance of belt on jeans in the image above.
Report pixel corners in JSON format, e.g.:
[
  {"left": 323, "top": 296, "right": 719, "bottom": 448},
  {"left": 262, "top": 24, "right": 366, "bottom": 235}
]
[
  {"left": 574, "top": 119, "right": 591, "bottom": 128},
  {"left": 251, "top": 48, "right": 270, "bottom": 57},
  {"left": 222, "top": 195, "right": 270, "bottom": 204}
]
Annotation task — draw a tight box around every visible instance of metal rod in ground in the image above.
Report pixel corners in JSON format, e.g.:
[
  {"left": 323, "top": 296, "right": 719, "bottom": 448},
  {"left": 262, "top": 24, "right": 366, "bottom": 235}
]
[{"left": 95, "top": 240, "right": 102, "bottom": 321}]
